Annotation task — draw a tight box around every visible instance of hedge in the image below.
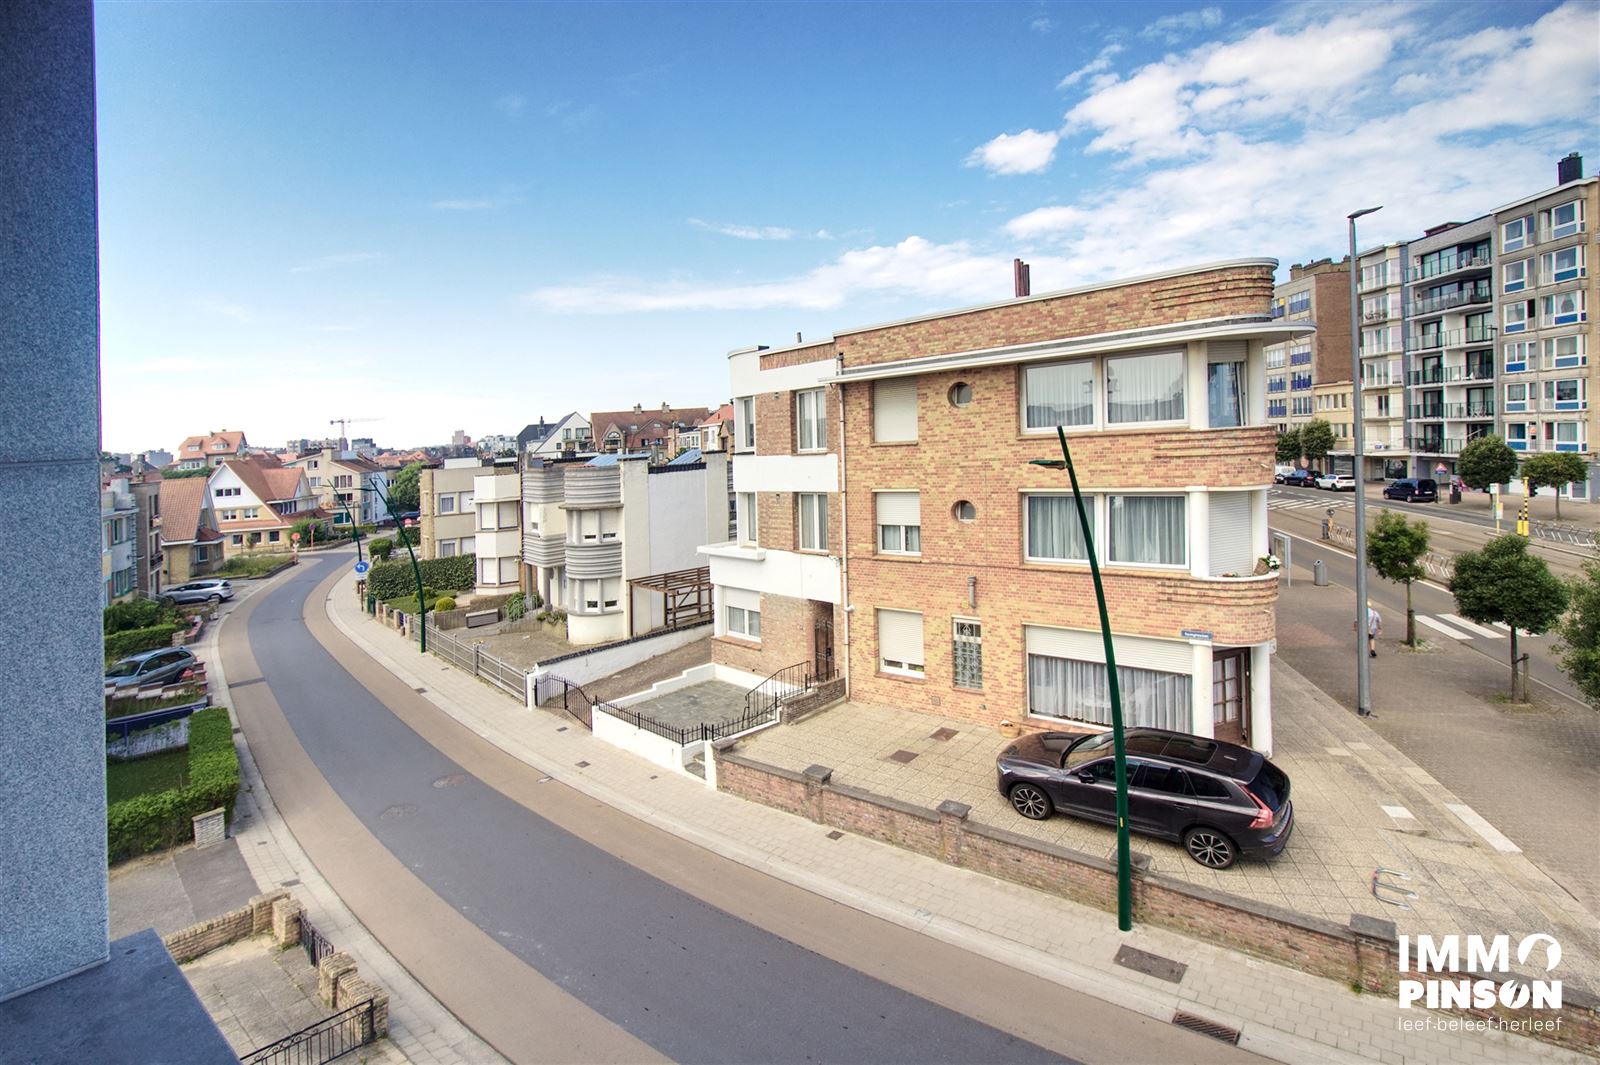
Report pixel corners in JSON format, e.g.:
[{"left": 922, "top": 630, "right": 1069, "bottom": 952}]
[
  {"left": 104, "top": 598, "right": 166, "bottom": 634},
  {"left": 105, "top": 623, "right": 180, "bottom": 664},
  {"left": 107, "top": 707, "right": 240, "bottom": 863},
  {"left": 365, "top": 553, "right": 475, "bottom": 600}
]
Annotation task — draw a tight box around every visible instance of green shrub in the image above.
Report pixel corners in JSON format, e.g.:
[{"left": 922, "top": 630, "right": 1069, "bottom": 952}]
[
  {"left": 435, "top": 596, "right": 456, "bottom": 611},
  {"left": 369, "top": 537, "right": 394, "bottom": 562},
  {"left": 365, "top": 554, "right": 475, "bottom": 599},
  {"left": 529, "top": 590, "right": 543, "bottom": 609},
  {"left": 107, "top": 706, "right": 239, "bottom": 863},
  {"left": 104, "top": 598, "right": 166, "bottom": 634},
  {"left": 505, "top": 592, "right": 526, "bottom": 620},
  {"left": 105, "top": 624, "right": 180, "bottom": 664}
]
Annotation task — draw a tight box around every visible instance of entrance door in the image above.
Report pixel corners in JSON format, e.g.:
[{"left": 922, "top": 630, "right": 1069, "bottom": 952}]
[
  {"left": 812, "top": 610, "right": 835, "bottom": 681},
  {"left": 1212, "top": 649, "right": 1250, "bottom": 745}
]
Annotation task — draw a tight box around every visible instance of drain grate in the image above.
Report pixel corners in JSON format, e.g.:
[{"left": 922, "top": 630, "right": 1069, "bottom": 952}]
[
  {"left": 827, "top": 830, "right": 844, "bottom": 840},
  {"left": 930, "top": 727, "right": 959, "bottom": 741},
  {"left": 576, "top": 760, "right": 590, "bottom": 768},
  {"left": 1172, "top": 1012, "right": 1240, "bottom": 1045},
  {"left": 887, "top": 749, "right": 919, "bottom": 764}
]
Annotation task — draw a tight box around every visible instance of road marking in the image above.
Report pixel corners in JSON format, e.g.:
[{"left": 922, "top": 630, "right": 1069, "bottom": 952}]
[
  {"left": 1324, "top": 746, "right": 1352, "bottom": 757},
  {"left": 1380, "top": 805, "right": 1415, "bottom": 821},
  {"left": 1445, "top": 803, "right": 1522, "bottom": 853},
  {"left": 1439, "top": 613, "right": 1504, "bottom": 639},
  {"left": 1416, "top": 615, "right": 1476, "bottom": 641},
  {"left": 1346, "top": 741, "right": 1372, "bottom": 751}
]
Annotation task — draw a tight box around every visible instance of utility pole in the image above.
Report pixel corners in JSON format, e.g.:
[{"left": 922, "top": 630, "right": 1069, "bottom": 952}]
[{"left": 1348, "top": 206, "right": 1381, "bottom": 718}]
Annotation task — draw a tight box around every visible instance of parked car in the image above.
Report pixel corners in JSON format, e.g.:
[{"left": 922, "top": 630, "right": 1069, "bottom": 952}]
[
  {"left": 161, "top": 578, "right": 233, "bottom": 605},
  {"left": 104, "top": 647, "right": 198, "bottom": 689},
  {"left": 1382, "top": 477, "right": 1439, "bottom": 503},
  {"left": 1282, "top": 468, "right": 1322, "bottom": 488},
  {"left": 1272, "top": 464, "right": 1296, "bottom": 484},
  {"left": 1314, "top": 472, "right": 1356, "bottom": 491},
  {"left": 996, "top": 727, "right": 1294, "bottom": 869}
]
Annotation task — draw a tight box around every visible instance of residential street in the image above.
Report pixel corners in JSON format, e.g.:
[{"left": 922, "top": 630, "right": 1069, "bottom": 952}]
[{"left": 222, "top": 551, "right": 1260, "bottom": 1065}]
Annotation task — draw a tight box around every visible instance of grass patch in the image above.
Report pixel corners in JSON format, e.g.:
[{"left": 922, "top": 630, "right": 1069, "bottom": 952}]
[
  {"left": 215, "top": 554, "right": 294, "bottom": 578},
  {"left": 107, "top": 706, "right": 240, "bottom": 864},
  {"left": 107, "top": 749, "right": 189, "bottom": 805}
]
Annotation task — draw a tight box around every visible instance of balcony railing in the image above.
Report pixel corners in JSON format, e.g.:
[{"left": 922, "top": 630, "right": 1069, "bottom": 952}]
[
  {"left": 1407, "top": 437, "right": 1466, "bottom": 455},
  {"left": 1362, "top": 307, "right": 1390, "bottom": 322},
  {"left": 1407, "top": 364, "right": 1495, "bottom": 385},
  {"left": 1407, "top": 402, "right": 1496, "bottom": 421},
  {"left": 1408, "top": 326, "right": 1496, "bottom": 350},
  {"left": 1406, "top": 252, "right": 1491, "bottom": 283},
  {"left": 1411, "top": 289, "right": 1491, "bottom": 316}
]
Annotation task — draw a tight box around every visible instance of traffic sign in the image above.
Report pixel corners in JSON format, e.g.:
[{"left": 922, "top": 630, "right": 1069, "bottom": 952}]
[
  {"left": 354, "top": 560, "right": 370, "bottom": 575},
  {"left": 291, "top": 532, "right": 301, "bottom": 542}
]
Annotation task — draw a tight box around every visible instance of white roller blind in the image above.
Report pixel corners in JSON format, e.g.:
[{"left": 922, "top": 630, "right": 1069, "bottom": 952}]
[
  {"left": 875, "top": 491, "right": 921, "bottom": 527},
  {"left": 723, "top": 586, "right": 761, "bottom": 611},
  {"left": 873, "top": 378, "right": 919, "bottom": 442},
  {"left": 1208, "top": 339, "right": 1248, "bottom": 362},
  {"left": 877, "top": 609, "right": 924, "bottom": 666},
  {"left": 1024, "top": 625, "right": 1192, "bottom": 673},
  {"left": 1208, "top": 492, "right": 1254, "bottom": 576}
]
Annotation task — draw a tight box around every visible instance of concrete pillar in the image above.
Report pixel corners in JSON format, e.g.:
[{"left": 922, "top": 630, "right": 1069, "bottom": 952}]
[
  {"left": 1249, "top": 644, "right": 1274, "bottom": 755},
  {"left": 0, "top": 0, "right": 109, "bottom": 1001},
  {"left": 1189, "top": 643, "right": 1214, "bottom": 738}
]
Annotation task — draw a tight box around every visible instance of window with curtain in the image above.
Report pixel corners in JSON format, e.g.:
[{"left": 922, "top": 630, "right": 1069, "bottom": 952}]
[
  {"left": 1023, "top": 360, "right": 1094, "bottom": 429},
  {"left": 876, "top": 491, "right": 921, "bottom": 555},
  {"left": 1027, "top": 655, "right": 1190, "bottom": 729},
  {"left": 1106, "top": 351, "right": 1185, "bottom": 424},
  {"left": 796, "top": 389, "right": 828, "bottom": 451},
  {"left": 726, "top": 604, "right": 761, "bottom": 639},
  {"left": 798, "top": 493, "right": 828, "bottom": 550},
  {"left": 1025, "top": 494, "right": 1093, "bottom": 562},
  {"left": 1108, "top": 495, "right": 1186, "bottom": 566},
  {"left": 1207, "top": 361, "right": 1247, "bottom": 428}
]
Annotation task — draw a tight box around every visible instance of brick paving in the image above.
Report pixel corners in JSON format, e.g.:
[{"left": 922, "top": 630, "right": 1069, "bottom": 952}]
[{"left": 325, "top": 571, "right": 1600, "bottom": 1065}]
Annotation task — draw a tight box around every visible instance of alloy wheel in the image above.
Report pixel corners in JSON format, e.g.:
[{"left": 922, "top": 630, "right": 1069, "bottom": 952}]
[
  {"left": 1185, "top": 829, "right": 1235, "bottom": 868},
  {"left": 1009, "top": 784, "right": 1051, "bottom": 820}
]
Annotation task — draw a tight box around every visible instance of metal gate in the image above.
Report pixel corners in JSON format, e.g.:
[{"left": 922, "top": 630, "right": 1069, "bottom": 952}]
[{"left": 813, "top": 614, "right": 835, "bottom": 681}]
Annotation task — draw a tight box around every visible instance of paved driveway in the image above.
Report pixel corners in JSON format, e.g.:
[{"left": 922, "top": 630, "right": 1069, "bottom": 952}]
[{"left": 738, "top": 661, "right": 1600, "bottom": 996}]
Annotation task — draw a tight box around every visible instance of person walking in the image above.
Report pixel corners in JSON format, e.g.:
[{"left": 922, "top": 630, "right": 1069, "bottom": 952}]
[{"left": 1357, "top": 600, "right": 1382, "bottom": 658}]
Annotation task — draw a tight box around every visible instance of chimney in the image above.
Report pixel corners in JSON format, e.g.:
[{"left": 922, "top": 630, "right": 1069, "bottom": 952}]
[
  {"left": 1558, "top": 152, "right": 1583, "bottom": 185},
  {"left": 796, "top": 331, "right": 802, "bottom": 343},
  {"left": 1013, "top": 258, "right": 1031, "bottom": 298},
  {"left": 661, "top": 401, "right": 670, "bottom": 413},
  {"left": 633, "top": 402, "right": 642, "bottom": 414}
]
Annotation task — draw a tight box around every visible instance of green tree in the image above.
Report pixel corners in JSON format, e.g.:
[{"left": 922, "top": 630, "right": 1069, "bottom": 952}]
[
  {"left": 160, "top": 465, "right": 209, "bottom": 479},
  {"left": 388, "top": 462, "right": 424, "bottom": 512},
  {"left": 1367, "top": 511, "right": 1429, "bottom": 646},
  {"left": 1275, "top": 427, "right": 1302, "bottom": 464},
  {"left": 1450, "top": 535, "right": 1569, "bottom": 702},
  {"left": 1300, "top": 418, "right": 1335, "bottom": 467},
  {"left": 1554, "top": 551, "right": 1600, "bottom": 709},
  {"left": 368, "top": 537, "right": 394, "bottom": 562},
  {"left": 1456, "top": 435, "right": 1518, "bottom": 490},
  {"left": 1520, "top": 452, "right": 1587, "bottom": 521}
]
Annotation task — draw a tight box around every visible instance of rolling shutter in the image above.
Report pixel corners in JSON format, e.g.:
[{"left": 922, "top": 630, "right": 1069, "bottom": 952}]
[
  {"left": 877, "top": 609, "right": 924, "bottom": 667},
  {"left": 1208, "top": 339, "right": 1247, "bottom": 362},
  {"left": 874, "top": 491, "right": 921, "bottom": 527},
  {"left": 1208, "top": 492, "right": 1254, "bottom": 577},
  {"left": 723, "top": 586, "right": 761, "bottom": 612},
  {"left": 873, "top": 378, "right": 918, "bottom": 442}
]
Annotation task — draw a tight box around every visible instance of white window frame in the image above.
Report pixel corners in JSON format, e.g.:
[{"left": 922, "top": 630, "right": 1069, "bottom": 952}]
[
  {"left": 1024, "top": 493, "right": 1094, "bottom": 564},
  {"left": 1106, "top": 494, "right": 1188, "bottom": 569},
  {"left": 1548, "top": 199, "right": 1584, "bottom": 240},
  {"left": 1544, "top": 334, "right": 1587, "bottom": 369},
  {"left": 439, "top": 539, "right": 457, "bottom": 557},
  {"left": 1502, "top": 215, "right": 1532, "bottom": 252},
  {"left": 1541, "top": 290, "right": 1587, "bottom": 327},
  {"left": 1542, "top": 246, "right": 1584, "bottom": 285},
  {"left": 735, "top": 396, "right": 756, "bottom": 451},
  {"left": 725, "top": 604, "right": 761, "bottom": 640},
  {"left": 797, "top": 493, "right": 828, "bottom": 551},
  {"left": 875, "top": 491, "right": 921, "bottom": 556},
  {"left": 1504, "top": 300, "right": 1533, "bottom": 333},
  {"left": 1022, "top": 358, "right": 1097, "bottom": 433},
  {"left": 877, "top": 609, "right": 925, "bottom": 677},
  {"left": 438, "top": 493, "right": 455, "bottom": 514},
  {"left": 796, "top": 389, "right": 828, "bottom": 452},
  {"left": 738, "top": 492, "right": 759, "bottom": 544},
  {"left": 1503, "top": 257, "right": 1530, "bottom": 293}
]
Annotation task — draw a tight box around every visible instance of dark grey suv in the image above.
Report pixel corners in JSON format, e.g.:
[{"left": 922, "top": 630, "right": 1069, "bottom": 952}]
[
  {"left": 104, "top": 647, "right": 198, "bottom": 689},
  {"left": 996, "top": 727, "right": 1293, "bottom": 868}
]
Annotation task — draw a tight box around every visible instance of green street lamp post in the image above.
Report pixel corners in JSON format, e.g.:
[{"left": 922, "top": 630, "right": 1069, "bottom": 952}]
[
  {"left": 330, "top": 497, "right": 364, "bottom": 565},
  {"left": 351, "top": 483, "right": 427, "bottom": 653},
  {"left": 1031, "top": 425, "right": 1134, "bottom": 931}
]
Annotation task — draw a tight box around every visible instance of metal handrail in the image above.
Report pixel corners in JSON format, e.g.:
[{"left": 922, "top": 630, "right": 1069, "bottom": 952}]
[{"left": 239, "top": 997, "right": 375, "bottom": 1065}]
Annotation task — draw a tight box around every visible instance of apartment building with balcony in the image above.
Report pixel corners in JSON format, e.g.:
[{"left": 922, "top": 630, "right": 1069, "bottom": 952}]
[
  {"left": 1354, "top": 243, "right": 1411, "bottom": 480},
  {"left": 1311, "top": 381, "right": 1355, "bottom": 463},
  {"left": 100, "top": 477, "right": 138, "bottom": 605},
  {"left": 701, "top": 260, "right": 1304, "bottom": 753},
  {"left": 1493, "top": 157, "right": 1597, "bottom": 498},
  {"left": 418, "top": 458, "right": 479, "bottom": 560},
  {"left": 524, "top": 411, "right": 593, "bottom": 459},
  {"left": 1265, "top": 258, "right": 1351, "bottom": 435},
  {"left": 1402, "top": 218, "right": 1497, "bottom": 478},
  {"left": 473, "top": 461, "right": 524, "bottom": 595},
  {"left": 282, "top": 447, "right": 391, "bottom": 527}
]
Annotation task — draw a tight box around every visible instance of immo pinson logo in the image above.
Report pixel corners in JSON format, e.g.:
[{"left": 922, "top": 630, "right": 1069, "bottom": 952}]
[{"left": 1399, "top": 934, "right": 1563, "bottom": 1009}]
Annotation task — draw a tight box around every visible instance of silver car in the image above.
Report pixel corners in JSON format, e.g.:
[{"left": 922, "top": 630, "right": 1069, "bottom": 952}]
[
  {"left": 162, "top": 579, "right": 233, "bottom": 605},
  {"left": 105, "top": 647, "right": 198, "bottom": 688}
]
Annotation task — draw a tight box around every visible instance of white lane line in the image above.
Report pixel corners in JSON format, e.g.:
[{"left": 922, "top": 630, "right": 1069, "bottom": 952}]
[
  {"left": 1446, "top": 803, "right": 1522, "bottom": 853},
  {"left": 1381, "top": 805, "right": 1416, "bottom": 821},
  {"left": 1325, "top": 746, "right": 1352, "bottom": 757},
  {"left": 1439, "top": 613, "right": 1505, "bottom": 639},
  {"left": 1416, "top": 615, "right": 1476, "bottom": 641}
]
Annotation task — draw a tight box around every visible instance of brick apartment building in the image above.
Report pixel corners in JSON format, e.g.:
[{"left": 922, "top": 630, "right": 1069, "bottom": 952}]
[
  {"left": 1265, "top": 258, "right": 1351, "bottom": 442},
  {"left": 701, "top": 259, "right": 1308, "bottom": 753}
]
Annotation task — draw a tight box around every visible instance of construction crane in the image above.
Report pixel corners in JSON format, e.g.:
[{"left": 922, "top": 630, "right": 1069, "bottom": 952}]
[{"left": 330, "top": 417, "right": 380, "bottom": 449}]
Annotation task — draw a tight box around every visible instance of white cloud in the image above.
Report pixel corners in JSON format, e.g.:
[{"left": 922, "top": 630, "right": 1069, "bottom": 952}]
[
  {"left": 688, "top": 218, "right": 797, "bottom": 241},
  {"left": 1030, "top": 16, "right": 1056, "bottom": 35},
  {"left": 495, "top": 94, "right": 526, "bottom": 117},
  {"left": 289, "top": 252, "right": 384, "bottom": 274},
  {"left": 525, "top": 237, "right": 1068, "bottom": 313},
  {"left": 1058, "top": 44, "right": 1124, "bottom": 89},
  {"left": 965, "top": 128, "right": 1061, "bottom": 175},
  {"left": 1140, "top": 6, "right": 1222, "bottom": 42}
]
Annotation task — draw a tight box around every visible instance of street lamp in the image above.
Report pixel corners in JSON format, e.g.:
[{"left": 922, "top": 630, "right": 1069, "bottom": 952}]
[
  {"left": 1031, "top": 425, "right": 1133, "bottom": 931},
  {"left": 1348, "top": 205, "right": 1381, "bottom": 718},
  {"left": 351, "top": 482, "right": 428, "bottom": 653}
]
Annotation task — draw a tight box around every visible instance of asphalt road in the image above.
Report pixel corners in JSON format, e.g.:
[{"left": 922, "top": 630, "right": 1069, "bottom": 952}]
[{"left": 228, "top": 552, "right": 1260, "bottom": 1065}]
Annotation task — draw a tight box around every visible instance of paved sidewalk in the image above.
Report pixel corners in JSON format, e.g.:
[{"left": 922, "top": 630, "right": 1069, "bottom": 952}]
[
  {"left": 325, "top": 570, "right": 1598, "bottom": 1065},
  {"left": 202, "top": 570, "right": 507, "bottom": 1065}
]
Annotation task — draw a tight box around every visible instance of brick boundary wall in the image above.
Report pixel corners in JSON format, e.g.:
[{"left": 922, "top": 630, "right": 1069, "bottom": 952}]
[
  {"left": 713, "top": 745, "right": 1600, "bottom": 1055},
  {"left": 162, "top": 889, "right": 289, "bottom": 964},
  {"left": 781, "top": 677, "right": 847, "bottom": 724}
]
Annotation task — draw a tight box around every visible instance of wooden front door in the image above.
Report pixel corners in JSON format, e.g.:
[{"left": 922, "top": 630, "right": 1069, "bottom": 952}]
[{"left": 1212, "top": 648, "right": 1250, "bottom": 745}]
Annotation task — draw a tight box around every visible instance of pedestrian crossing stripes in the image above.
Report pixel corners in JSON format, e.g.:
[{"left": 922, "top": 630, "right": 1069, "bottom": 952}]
[
  {"left": 1412, "top": 613, "right": 1544, "bottom": 642},
  {"left": 1268, "top": 496, "right": 1353, "bottom": 510}
]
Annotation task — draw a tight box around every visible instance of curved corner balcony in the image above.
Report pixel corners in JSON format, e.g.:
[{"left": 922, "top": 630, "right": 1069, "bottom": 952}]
[
  {"left": 565, "top": 540, "right": 622, "bottom": 580},
  {"left": 562, "top": 466, "right": 621, "bottom": 508}
]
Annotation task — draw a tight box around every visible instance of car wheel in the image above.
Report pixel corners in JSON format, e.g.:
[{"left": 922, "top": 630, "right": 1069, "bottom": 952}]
[
  {"left": 1183, "top": 827, "right": 1237, "bottom": 869},
  {"left": 1008, "top": 783, "right": 1053, "bottom": 820},
  {"left": 208, "top": 594, "right": 222, "bottom": 604}
]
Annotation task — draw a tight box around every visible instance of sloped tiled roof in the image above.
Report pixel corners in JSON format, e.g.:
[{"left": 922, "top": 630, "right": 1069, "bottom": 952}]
[
  {"left": 698, "top": 403, "right": 734, "bottom": 427},
  {"left": 590, "top": 406, "right": 712, "bottom": 449},
  {"left": 262, "top": 467, "right": 309, "bottom": 501},
  {"left": 221, "top": 459, "right": 308, "bottom": 506},
  {"left": 158, "top": 478, "right": 209, "bottom": 545},
  {"left": 177, "top": 429, "right": 247, "bottom": 457}
]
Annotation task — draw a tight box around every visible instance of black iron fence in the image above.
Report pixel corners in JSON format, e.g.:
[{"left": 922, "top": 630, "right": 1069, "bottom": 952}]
[
  {"left": 300, "top": 911, "right": 334, "bottom": 970},
  {"left": 593, "top": 698, "right": 782, "bottom": 746},
  {"left": 239, "top": 997, "right": 375, "bottom": 1065},
  {"left": 744, "top": 661, "right": 831, "bottom": 719}
]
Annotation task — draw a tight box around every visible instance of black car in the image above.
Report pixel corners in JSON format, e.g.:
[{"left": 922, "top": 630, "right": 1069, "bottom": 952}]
[
  {"left": 996, "top": 727, "right": 1293, "bottom": 869},
  {"left": 104, "top": 647, "right": 198, "bottom": 689},
  {"left": 1282, "top": 468, "right": 1321, "bottom": 488},
  {"left": 1382, "top": 477, "right": 1438, "bottom": 502}
]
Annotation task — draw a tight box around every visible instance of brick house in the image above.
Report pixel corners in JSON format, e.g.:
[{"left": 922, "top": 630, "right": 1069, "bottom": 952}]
[
  {"left": 175, "top": 429, "right": 249, "bottom": 469},
  {"left": 590, "top": 404, "right": 712, "bottom": 462},
  {"left": 158, "top": 476, "right": 223, "bottom": 585},
  {"left": 700, "top": 259, "right": 1309, "bottom": 753}
]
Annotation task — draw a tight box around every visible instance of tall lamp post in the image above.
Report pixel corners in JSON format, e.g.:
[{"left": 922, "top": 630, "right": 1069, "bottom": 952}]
[
  {"left": 1348, "top": 205, "right": 1381, "bottom": 718},
  {"left": 1031, "top": 426, "right": 1133, "bottom": 931},
  {"left": 352, "top": 483, "right": 428, "bottom": 653}
]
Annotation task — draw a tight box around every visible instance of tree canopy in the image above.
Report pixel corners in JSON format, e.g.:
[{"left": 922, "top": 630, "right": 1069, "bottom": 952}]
[
  {"left": 1554, "top": 552, "right": 1600, "bottom": 710},
  {"left": 1520, "top": 452, "right": 1587, "bottom": 520},
  {"left": 1456, "top": 435, "right": 1517, "bottom": 489},
  {"left": 1300, "top": 419, "right": 1335, "bottom": 465},
  {"left": 1451, "top": 534, "right": 1570, "bottom": 700},
  {"left": 1367, "top": 511, "right": 1429, "bottom": 645},
  {"left": 388, "top": 461, "right": 424, "bottom": 513},
  {"left": 1275, "top": 427, "right": 1302, "bottom": 464}
]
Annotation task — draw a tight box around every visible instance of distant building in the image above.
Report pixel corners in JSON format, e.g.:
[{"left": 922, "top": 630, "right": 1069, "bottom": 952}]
[
  {"left": 282, "top": 447, "right": 392, "bottom": 527},
  {"left": 158, "top": 476, "right": 223, "bottom": 585},
  {"left": 590, "top": 403, "right": 712, "bottom": 462},
  {"left": 418, "top": 457, "right": 484, "bottom": 560},
  {"left": 100, "top": 477, "right": 138, "bottom": 605},
  {"left": 175, "top": 429, "right": 248, "bottom": 469},
  {"left": 206, "top": 459, "right": 320, "bottom": 555},
  {"left": 1265, "top": 259, "right": 1351, "bottom": 436},
  {"left": 525, "top": 412, "right": 592, "bottom": 458},
  {"left": 451, "top": 429, "right": 470, "bottom": 447}
]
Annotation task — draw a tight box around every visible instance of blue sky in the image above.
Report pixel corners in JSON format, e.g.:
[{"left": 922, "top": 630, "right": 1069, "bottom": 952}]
[{"left": 94, "top": 0, "right": 1599, "bottom": 453}]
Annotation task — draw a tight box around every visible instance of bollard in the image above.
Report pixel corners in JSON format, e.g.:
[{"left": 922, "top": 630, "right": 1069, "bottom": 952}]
[
  {"left": 1313, "top": 560, "right": 1328, "bottom": 586},
  {"left": 1321, "top": 517, "right": 1331, "bottom": 540}
]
